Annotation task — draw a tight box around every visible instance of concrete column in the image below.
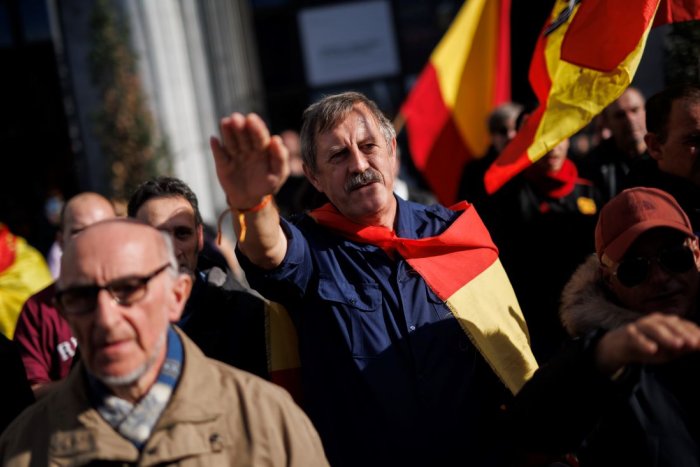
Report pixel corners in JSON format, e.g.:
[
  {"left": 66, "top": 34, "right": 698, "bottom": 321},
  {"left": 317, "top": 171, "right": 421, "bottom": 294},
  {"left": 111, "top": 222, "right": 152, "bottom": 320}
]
[{"left": 123, "top": 0, "right": 265, "bottom": 224}]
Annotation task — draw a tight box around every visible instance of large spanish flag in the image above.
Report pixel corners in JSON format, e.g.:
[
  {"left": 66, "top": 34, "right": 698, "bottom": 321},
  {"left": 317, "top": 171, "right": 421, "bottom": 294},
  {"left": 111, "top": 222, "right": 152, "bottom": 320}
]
[
  {"left": 399, "top": 0, "right": 511, "bottom": 206},
  {"left": 310, "top": 202, "right": 538, "bottom": 394},
  {"left": 483, "top": 0, "right": 700, "bottom": 193}
]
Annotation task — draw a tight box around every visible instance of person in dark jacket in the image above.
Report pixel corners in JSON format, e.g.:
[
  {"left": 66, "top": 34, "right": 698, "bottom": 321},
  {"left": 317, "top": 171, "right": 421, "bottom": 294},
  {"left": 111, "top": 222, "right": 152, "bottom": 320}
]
[
  {"left": 484, "top": 138, "right": 600, "bottom": 361},
  {"left": 580, "top": 87, "right": 649, "bottom": 203},
  {"left": 128, "top": 177, "right": 269, "bottom": 378},
  {"left": 513, "top": 187, "right": 700, "bottom": 466},
  {"left": 625, "top": 83, "right": 700, "bottom": 234}
]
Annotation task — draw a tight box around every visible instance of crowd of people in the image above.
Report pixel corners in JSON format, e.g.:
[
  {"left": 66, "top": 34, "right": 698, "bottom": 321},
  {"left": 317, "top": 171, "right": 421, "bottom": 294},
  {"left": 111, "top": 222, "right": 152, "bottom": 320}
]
[{"left": 0, "top": 82, "right": 698, "bottom": 466}]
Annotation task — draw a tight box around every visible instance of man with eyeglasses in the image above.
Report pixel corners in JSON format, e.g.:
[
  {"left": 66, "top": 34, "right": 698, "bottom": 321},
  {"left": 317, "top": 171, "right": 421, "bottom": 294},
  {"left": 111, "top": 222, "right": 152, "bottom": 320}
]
[
  {"left": 0, "top": 219, "right": 328, "bottom": 466},
  {"left": 511, "top": 187, "right": 700, "bottom": 466}
]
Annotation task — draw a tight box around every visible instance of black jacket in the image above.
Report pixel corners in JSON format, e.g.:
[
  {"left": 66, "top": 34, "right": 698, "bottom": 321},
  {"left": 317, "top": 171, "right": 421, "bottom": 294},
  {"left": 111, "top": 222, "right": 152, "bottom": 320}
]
[
  {"left": 512, "top": 257, "right": 700, "bottom": 466},
  {"left": 179, "top": 266, "right": 269, "bottom": 379}
]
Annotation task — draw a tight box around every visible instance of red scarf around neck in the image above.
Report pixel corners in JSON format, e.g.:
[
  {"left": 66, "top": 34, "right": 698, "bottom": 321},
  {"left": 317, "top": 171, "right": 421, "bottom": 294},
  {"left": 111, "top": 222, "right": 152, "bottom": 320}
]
[
  {"left": 308, "top": 201, "right": 498, "bottom": 299},
  {"left": 524, "top": 158, "right": 579, "bottom": 199}
]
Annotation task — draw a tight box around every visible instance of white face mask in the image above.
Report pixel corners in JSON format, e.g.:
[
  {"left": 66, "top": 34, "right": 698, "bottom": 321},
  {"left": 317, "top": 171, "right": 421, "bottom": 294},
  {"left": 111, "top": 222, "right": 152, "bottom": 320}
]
[{"left": 45, "top": 195, "right": 65, "bottom": 226}]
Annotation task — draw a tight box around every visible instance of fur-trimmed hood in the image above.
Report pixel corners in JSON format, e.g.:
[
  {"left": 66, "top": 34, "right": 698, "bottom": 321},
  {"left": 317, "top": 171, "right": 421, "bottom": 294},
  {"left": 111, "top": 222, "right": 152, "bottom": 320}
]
[{"left": 559, "top": 255, "right": 644, "bottom": 337}]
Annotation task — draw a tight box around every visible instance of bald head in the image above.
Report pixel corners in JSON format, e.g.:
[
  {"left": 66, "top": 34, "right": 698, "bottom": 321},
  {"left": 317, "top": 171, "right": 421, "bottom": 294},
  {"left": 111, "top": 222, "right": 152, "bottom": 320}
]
[
  {"left": 58, "top": 218, "right": 191, "bottom": 399},
  {"left": 60, "top": 193, "right": 116, "bottom": 247},
  {"left": 60, "top": 218, "right": 174, "bottom": 280}
]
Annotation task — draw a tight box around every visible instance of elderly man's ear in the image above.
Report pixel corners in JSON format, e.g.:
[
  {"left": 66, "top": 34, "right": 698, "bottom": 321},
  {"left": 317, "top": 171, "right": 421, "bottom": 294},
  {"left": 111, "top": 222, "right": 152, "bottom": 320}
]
[{"left": 168, "top": 273, "right": 193, "bottom": 323}]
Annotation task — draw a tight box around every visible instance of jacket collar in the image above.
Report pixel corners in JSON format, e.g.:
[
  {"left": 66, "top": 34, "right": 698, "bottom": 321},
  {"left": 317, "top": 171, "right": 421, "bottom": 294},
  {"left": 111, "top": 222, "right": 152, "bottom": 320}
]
[
  {"left": 559, "top": 255, "right": 644, "bottom": 336},
  {"left": 49, "top": 327, "right": 228, "bottom": 464}
]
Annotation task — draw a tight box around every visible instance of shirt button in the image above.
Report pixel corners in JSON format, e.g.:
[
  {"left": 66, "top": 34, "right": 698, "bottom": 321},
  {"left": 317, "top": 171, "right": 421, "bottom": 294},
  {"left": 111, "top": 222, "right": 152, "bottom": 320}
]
[
  {"left": 409, "top": 325, "right": 416, "bottom": 331},
  {"left": 349, "top": 298, "right": 357, "bottom": 305}
]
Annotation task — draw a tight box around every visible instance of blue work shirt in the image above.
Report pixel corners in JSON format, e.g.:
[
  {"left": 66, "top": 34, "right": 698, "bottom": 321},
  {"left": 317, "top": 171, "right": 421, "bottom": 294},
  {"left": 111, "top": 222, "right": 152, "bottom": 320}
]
[{"left": 239, "top": 196, "right": 511, "bottom": 467}]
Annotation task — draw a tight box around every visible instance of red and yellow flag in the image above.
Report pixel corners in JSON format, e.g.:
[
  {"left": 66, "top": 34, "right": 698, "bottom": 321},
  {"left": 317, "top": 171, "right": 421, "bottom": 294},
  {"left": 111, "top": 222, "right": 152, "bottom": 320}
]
[
  {"left": 310, "top": 202, "right": 538, "bottom": 394},
  {"left": 0, "top": 227, "right": 53, "bottom": 338},
  {"left": 483, "top": 0, "right": 660, "bottom": 194},
  {"left": 483, "top": 0, "right": 700, "bottom": 193},
  {"left": 399, "top": 0, "right": 511, "bottom": 205}
]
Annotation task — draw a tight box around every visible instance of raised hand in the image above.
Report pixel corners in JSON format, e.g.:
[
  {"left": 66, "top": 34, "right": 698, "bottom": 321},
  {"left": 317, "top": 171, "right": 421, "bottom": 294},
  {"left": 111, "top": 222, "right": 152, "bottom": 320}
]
[
  {"left": 210, "top": 113, "right": 290, "bottom": 210},
  {"left": 595, "top": 312, "right": 700, "bottom": 375}
]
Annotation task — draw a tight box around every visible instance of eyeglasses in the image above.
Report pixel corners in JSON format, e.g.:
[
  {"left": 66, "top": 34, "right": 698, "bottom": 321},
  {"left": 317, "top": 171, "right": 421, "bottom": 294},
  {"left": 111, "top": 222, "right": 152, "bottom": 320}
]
[
  {"left": 613, "top": 243, "right": 696, "bottom": 288},
  {"left": 55, "top": 263, "right": 172, "bottom": 315}
]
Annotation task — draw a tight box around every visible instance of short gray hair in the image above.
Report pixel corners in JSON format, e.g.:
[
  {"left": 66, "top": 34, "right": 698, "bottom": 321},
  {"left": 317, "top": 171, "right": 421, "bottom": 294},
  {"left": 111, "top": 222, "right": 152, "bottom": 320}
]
[
  {"left": 300, "top": 92, "right": 396, "bottom": 172},
  {"left": 487, "top": 102, "right": 523, "bottom": 134}
]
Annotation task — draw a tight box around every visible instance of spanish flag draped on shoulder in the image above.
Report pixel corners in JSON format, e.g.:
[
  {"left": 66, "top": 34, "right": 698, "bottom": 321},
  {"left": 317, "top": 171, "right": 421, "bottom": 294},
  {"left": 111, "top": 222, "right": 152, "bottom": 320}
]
[
  {"left": 398, "top": 0, "right": 511, "bottom": 205},
  {"left": 483, "top": 0, "right": 700, "bottom": 194},
  {"left": 309, "top": 202, "right": 538, "bottom": 394}
]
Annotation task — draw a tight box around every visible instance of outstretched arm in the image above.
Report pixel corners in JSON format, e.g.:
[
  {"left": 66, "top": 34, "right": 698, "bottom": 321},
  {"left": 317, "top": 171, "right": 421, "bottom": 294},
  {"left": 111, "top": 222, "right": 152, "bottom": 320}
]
[
  {"left": 594, "top": 312, "right": 700, "bottom": 375},
  {"left": 509, "top": 313, "right": 700, "bottom": 457},
  {"left": 210, "top": 113, "right": 290, "bottom": 270}
]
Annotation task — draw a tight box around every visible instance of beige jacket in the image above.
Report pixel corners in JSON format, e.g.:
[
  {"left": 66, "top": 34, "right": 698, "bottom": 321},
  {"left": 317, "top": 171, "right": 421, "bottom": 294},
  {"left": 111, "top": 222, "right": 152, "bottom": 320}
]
[{"left": 0, "top": 328, "right": 329, "bottom": 466}]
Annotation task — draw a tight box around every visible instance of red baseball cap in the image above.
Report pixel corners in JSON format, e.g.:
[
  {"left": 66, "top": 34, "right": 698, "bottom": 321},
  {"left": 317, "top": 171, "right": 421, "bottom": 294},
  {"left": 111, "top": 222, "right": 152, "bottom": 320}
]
[{"left": 595, "top": 187, "right": 694, "bottom": 264}]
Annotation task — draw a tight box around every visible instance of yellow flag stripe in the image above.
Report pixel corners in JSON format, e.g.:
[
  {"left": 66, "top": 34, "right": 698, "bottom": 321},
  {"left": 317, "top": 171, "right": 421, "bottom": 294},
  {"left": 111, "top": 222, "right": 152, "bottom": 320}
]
[
  {"left": 446, "top": 259, "right": 538, "bottom": 394},
  {"left": 432, "top": 0, "right": 495, "bottom": 156},
  {"left": 526, "top": 1, "right": 653, "bottom": 163},
  {"left": 266, "top": 301, "right": 300, "bottom": 371}
]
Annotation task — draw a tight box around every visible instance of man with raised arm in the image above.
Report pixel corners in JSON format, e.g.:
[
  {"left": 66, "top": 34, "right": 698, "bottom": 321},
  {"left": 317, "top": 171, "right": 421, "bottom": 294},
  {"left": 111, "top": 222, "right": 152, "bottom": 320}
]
[{"left": 210, "top": 92, "right": 537, "bottom": 467}]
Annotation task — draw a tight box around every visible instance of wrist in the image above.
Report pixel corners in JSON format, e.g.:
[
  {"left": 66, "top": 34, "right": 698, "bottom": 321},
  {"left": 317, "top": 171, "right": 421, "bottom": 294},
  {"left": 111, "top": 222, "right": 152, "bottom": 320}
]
[
  {"left": 594, "top": 331, "right": 626, "bottom": 377},
  {"left": 229, "top": 195, "right": 273, "bottom": 213}
]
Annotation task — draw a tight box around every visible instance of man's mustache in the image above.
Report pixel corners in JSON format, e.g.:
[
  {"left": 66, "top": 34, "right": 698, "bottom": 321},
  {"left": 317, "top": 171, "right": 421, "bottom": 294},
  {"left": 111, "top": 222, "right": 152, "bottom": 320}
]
[{"left": 345, "top": 169, "right": 383, "bottom": 192}]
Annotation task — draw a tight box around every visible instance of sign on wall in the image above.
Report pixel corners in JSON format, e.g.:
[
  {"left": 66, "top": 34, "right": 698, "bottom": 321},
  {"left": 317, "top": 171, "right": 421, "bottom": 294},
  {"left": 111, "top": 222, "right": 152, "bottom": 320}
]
[{"left": 298, "top": 0, "right": 400, "bottom": 87}]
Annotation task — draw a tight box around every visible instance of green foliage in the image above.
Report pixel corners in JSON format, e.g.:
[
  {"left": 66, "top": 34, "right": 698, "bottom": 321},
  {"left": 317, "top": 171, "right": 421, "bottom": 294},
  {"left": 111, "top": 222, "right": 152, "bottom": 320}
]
[
  {"left": 88, "top": 0, "right": 171, "bottom": 201},
  {"left": 665, "top": 21, "right": 700, "bottom": 85}
]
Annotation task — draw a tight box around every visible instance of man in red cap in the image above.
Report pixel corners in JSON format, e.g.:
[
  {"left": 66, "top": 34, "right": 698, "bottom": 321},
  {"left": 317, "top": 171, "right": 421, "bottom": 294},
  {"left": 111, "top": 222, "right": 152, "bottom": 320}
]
[{"left": 512, "top": 187, "right": 700, "bottom": 466}]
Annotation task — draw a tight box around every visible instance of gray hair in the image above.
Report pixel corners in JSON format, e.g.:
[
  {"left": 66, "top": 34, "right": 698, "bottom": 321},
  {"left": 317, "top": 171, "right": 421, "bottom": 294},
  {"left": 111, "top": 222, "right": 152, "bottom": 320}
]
[
  {"left": 300, "top": 92, "right": 396, "bottom": 172},
  {"left": 487, "top": 102, "right": 524, "bottom": 134}
]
